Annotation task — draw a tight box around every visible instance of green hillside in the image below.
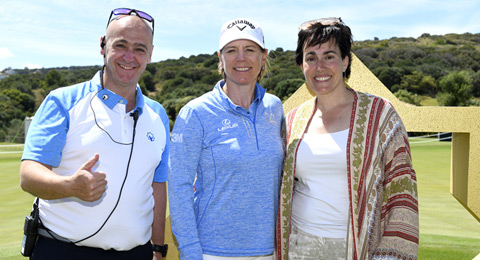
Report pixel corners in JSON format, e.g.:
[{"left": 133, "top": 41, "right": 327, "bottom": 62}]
[{"left": 1, "top": 33, "right": 480, "bottom": 142}]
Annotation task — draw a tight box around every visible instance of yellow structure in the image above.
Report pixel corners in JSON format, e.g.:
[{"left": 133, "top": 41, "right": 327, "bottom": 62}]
[{"left": 163, "top": 54, "right": 480, "bottom": 259}]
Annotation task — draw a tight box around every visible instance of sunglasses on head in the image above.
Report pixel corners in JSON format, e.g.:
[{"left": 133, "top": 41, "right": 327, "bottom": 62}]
[
  {"left": 107, "top": 8, "right": 154, "bottom": 35},
  {"left": 298, "top": 17, "right": 344, "bottom": 31}
]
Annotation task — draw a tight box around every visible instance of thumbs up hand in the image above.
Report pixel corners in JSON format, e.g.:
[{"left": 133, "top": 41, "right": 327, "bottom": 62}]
[{"left": 68, "top": 154, "right": 107, "bottom": 202}]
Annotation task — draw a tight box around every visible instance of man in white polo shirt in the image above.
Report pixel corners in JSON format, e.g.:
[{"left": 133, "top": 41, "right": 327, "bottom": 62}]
[{"left": 20, "top": 8, "right": 169, "bottom": 260}]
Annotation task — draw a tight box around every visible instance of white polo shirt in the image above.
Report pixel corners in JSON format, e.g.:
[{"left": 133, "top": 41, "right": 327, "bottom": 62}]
[{"left": 22, "top": 71, "right": 169, "bottom": 250}]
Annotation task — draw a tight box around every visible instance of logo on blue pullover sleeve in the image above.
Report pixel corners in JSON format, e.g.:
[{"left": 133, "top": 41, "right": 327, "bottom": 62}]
[{"left": 171, "top": 133, "right": 183, "bottom": 143}]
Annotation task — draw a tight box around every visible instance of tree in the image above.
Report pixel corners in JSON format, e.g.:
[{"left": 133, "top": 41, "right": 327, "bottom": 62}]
[
  {"left": 140, "top": 71, "right": 155, "bottom": 92},
  {"left": 275, "top": 79, "right": 304, "bottom": 101},
  {"left": 5, "top": 118, "right": 24, "bottom": 143},
  {"left": 261, "top": 72, "right": 303, "bottom": 97},
  {"left": 0, "top": 128, "right": 5, "bottom": 142},
  {"left": 393, "top": 71, "right": 437, "bottom": 96},
  {"left": 418, "top": 74, "right": 437, "bottom": 96},
  {"left": 472, "top": 70, "right": 480, "bottom": 97},
  {"left": 354, "top": 48, "right": 378, "bottom": 67},
  {"left": 437, "top": 71, "right": 473, "bottom": 106},
  {"left": 203, "top": 55, "right": 219, "bottom": 69},
  {"left": 45, "top": 69, "right": 65, "bottom": 87},
  {"left": 178, "top": 67, "right": 211, "bottom": 82},
  {"left": 200, "top": 73, "right": 222, "bottom": 85},
  {"left": 394, "top": 89, "right": 421, "bottom": 106},
  {"left": 160, "top": 77, "right": 193, "bottom": 96},
  {"left": 0, "top": 94, "right": 22, "bottom": 131},
  {"left": 1, "top": 88, "right": 36, "bottom": 113},
  {"left": 10, "top": 81, "right": 33, "bottom": 95},
  {"left": 373, "top": 66, "right": 403, "bottom": 90},
  {"left": 145, "top": 63, "right": 157, "bottom": 75},
  {"left": 42, "top": 69, "right": 66, "bottom": 97}
]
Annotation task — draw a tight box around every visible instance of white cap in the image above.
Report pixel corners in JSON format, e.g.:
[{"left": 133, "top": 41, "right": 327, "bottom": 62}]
[{"left": 219, "top": 18, "right": 265, "bottom": 50}]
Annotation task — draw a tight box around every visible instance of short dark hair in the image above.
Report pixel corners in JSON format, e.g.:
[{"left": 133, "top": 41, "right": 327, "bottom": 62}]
[{"left": 295, "top": 20, "right": 353, "bottom": 79}]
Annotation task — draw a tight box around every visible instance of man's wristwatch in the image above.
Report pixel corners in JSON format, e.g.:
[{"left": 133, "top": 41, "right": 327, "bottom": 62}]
[{"left": 152, "top": 244, "right": 168, "bottom": 257}]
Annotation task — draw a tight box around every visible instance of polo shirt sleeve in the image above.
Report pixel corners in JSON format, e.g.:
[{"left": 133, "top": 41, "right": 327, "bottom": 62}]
[
  {"left": 22, "top": 91, "right": 69, "bottom": 167},
  {"left": 153, "top": 106, "right": 170, "bottom": 183}
]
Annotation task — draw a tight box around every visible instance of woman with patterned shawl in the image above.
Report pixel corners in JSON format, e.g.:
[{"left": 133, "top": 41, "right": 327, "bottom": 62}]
[{"left": 275, "top": 18, "right": 418, "bottom": 260}]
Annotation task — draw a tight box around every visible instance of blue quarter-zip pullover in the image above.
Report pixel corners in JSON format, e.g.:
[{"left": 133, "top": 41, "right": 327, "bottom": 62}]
[{"left": 168, "top": 80, "right": 284, "bottom": 259}]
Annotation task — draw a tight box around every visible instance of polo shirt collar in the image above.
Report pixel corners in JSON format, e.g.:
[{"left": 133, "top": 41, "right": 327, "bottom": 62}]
[
  {"left": 214, "top": 80, "right": 266, "bottom": 113},
  {"left": 92, "top": 71, "right": 145, "bottom": 115}
]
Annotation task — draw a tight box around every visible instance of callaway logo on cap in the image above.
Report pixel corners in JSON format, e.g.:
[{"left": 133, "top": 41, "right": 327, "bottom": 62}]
[{"left": 219, "top": 18, "right": 265, "bottom": 50}]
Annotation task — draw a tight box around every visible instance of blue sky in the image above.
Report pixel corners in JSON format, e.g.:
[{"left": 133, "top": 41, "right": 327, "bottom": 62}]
[{"left": 1, "top": 0, "right": 479, "bottom": 70}]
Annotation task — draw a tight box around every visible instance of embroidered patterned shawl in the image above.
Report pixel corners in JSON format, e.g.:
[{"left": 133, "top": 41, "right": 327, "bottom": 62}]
[{"left": 275, "top": 91, "right": 419, "bottom": 260}]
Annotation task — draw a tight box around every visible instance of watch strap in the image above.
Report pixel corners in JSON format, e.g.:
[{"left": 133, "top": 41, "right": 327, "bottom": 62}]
[{"left": 152, "top": 244, "right": 168, "bottom": 257}]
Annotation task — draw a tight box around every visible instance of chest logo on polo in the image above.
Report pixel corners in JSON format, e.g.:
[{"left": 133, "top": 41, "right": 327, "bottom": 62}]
[
  {"left": 264, "top": 112, "right": 276, "bottom": 123},
  {"left": 217, "top": 119, "right": 239, "bottom": 132},
  {"left": 146, "top": 132, "right": 155, "bottom": 142}
]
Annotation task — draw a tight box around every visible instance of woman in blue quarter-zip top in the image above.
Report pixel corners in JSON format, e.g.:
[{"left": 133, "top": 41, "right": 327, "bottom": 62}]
[{"left": 168, "top": 18, "right": 284, "bottom": 260}]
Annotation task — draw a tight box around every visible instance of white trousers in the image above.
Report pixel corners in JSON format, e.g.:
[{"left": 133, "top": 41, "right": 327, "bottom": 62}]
[
  {"left": 288, "top": 224, "right": 346, "bottom": 260},
  {"left": 203, "top": 254, "right": 274, "bottom": 260}
]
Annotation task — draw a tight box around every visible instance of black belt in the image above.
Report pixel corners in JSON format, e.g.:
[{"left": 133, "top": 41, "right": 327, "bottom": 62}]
[{"left": 38, "top": 226, "right": 73, "bottom": 244}]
